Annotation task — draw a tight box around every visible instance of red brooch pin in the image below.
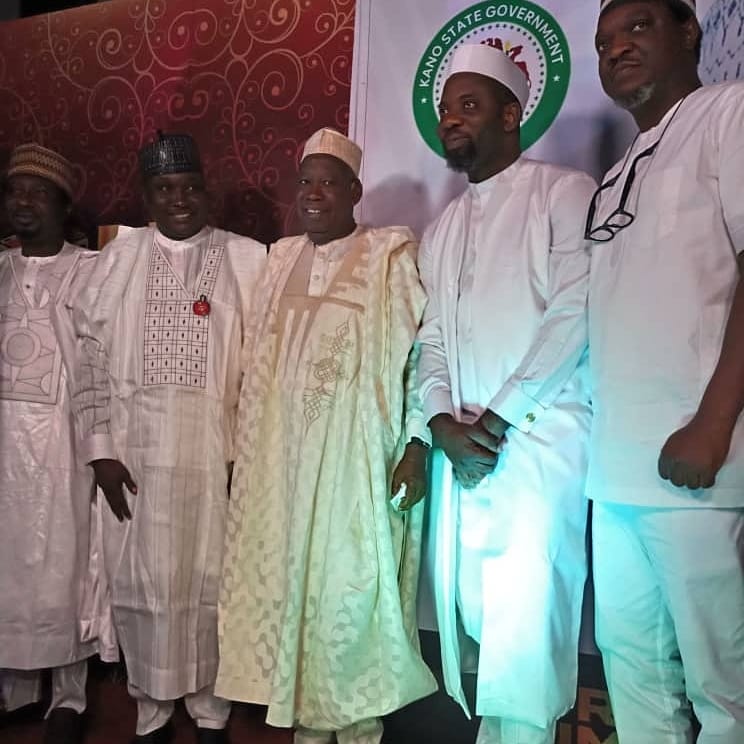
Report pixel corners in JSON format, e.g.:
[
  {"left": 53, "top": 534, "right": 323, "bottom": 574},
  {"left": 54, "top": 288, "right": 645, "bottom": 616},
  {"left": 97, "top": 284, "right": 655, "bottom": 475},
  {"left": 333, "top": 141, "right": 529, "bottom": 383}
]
[{"left": 193, "top": 294, "right": 211, "bottom": 317}]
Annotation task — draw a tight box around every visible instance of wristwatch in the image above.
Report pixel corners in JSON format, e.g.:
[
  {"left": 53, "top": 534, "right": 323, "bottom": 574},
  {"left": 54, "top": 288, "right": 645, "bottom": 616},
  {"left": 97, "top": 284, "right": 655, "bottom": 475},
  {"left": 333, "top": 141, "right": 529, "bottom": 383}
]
[{"left": 409, "top": 436, "right": 430, "bottom": 449}]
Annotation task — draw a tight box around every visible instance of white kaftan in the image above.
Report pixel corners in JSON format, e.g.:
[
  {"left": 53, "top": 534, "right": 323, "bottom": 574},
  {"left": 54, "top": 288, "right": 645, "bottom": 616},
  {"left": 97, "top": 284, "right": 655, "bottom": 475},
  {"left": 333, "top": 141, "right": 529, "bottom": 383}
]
[
  {"left": 72, "top": 226, "right": 266, "bottom": 700},
  {"left": 588, "top": 82, "right": 744, "bottom": 508},
  {"left": 216, "top": 226, "right": 437, "bottom": 731},
  {"left": 417, "top": 157, "right": 595, "bottom": 727},
  {"left": 588, "top": 82, "right": 744, "bottom": 743},
  {"left": 0, "top": 244, "right": 99, "bottom": 671}
]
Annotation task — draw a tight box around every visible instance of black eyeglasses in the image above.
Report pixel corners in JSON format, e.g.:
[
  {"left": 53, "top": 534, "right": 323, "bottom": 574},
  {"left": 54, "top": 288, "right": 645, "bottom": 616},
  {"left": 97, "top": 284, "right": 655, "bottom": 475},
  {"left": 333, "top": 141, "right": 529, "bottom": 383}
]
[
  {"left": 584, "top": 95, "right": 688, "bottom": 243},
  {"left": 584, "top": 137, "right": 658, "bottom": 242}
]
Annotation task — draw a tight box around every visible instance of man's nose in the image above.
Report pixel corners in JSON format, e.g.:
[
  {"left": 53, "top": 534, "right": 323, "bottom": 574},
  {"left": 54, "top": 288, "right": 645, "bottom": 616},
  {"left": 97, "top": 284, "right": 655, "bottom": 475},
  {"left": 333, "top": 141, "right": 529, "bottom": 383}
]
[
  {"left": 607, "top": 34, "right": 634, "bottom": 64},
  {"left": 171, "top": 187, "right": 187, "bottom": 204},
  {"left": 439, "top": 111, "right": 463, "bottom": 130}
]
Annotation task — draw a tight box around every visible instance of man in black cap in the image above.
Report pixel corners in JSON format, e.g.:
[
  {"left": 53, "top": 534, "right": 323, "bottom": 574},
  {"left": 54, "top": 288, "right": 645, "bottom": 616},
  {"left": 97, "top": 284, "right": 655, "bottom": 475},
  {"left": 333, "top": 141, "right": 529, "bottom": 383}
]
[
  {"left": 72, "top": 132, "right": 266, "bottom": 743},
  {"left": 588, "top": 1, "right": 744, "bottom": 741}
]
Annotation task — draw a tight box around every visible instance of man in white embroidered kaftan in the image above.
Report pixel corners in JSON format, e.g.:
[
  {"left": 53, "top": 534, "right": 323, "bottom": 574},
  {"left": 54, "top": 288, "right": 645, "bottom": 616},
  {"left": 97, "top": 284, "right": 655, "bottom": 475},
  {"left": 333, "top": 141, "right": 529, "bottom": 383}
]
[
  {"left": 417, "top": 45, "right": 596, "bottom": 744},
  {"left": 71, "top": 133, "right": 266, "bottom": 744},
  {"left": 0, "top": 144, "right": 103, "bottom": 744},
  {"left": 216, "top": 128, "right": 437, "bottom": 744}
]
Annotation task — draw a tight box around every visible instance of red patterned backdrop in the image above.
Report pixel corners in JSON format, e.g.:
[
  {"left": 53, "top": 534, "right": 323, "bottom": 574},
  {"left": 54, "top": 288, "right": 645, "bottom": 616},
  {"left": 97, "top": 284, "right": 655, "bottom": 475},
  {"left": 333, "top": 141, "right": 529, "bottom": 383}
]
[{"left": 0, "top": 0, "right": 355, "bottom": 245}]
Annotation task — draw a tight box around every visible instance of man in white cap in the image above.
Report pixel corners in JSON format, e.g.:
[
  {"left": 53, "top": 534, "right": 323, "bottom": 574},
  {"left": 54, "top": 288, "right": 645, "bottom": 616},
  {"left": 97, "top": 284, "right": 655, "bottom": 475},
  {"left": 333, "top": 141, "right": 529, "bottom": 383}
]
[
  {"left": 589, "top": 1, "right": 744, "bottom": 741},
  {"left": 216, "top": 127, "right": 437, "bottom": 743},
  {"left": 71, "top": 132, "right": 266, "bottom": 743},
  {"left": 417, "top": 44, "right": 596, "bottom": 743},
  {"left": 0, "top": 143, "right": 104, "bottom": 743}
]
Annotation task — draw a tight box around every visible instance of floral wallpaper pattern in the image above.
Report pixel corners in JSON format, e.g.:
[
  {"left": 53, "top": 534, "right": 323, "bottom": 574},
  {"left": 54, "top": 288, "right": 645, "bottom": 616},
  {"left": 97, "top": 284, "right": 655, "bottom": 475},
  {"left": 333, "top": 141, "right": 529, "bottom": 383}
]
[{"left": 0, "top": 0, "right": 355, "bottom": 244}]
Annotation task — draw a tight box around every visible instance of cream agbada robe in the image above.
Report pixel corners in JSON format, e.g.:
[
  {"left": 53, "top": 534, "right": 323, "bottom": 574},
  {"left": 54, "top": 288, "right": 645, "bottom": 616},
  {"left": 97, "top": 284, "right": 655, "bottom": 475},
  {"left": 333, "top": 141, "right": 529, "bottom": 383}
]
[
  {"left": 418, "top": 158, "right": 595, "bottom": 727},
  {"left": 72, "top": 226, "right": 266, "bottom": 700},
  {"left": 216, "top": 225, "right": 438, "bottom": 730},
  {"left": 0, "top": 244, "right": 100, "bottom": 670}
]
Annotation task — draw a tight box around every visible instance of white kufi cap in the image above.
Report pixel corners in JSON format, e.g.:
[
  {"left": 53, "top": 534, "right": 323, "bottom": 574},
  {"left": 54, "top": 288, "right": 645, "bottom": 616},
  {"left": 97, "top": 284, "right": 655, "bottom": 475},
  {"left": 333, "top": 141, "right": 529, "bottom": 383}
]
[
  {"left": 301, "top": 128, "right": 362, "bottom": 177},
  {"left": 446, "top": 43, "right": 530, "bottom": 112},
  {"left": 600, "top": 0, "right": 696, "bottom": 13}
]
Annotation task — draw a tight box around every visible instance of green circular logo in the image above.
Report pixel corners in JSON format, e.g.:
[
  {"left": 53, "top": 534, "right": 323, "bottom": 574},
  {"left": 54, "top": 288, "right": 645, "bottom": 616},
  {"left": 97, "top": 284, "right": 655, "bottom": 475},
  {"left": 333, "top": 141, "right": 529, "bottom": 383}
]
[{"left": 412, "top": 0, "right": 571, "bottom": 155}]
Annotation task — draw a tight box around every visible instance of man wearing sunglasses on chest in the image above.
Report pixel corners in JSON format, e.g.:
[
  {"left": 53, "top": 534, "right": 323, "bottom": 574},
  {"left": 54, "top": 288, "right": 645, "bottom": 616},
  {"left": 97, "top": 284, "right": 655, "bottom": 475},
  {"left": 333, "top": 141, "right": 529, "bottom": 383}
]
[{"left": 587, "top": 1, "right": 744, "bottom": 742}]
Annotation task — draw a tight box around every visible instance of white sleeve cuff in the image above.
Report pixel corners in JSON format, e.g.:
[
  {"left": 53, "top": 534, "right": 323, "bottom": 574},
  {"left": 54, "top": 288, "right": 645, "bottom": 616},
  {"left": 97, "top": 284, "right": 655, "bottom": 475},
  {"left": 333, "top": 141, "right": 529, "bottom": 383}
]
[
  {"left": 406, "top": 415, "right": 433, "bottom": 447},
  {"left": 81, "top": 433, "right": 117, "bottom": 465},
  {"left": 423, "top": 388, "right": 456, "bottom": 426},
  {"left": 488, "top": 380, "right": 546, "bottom": 434}
]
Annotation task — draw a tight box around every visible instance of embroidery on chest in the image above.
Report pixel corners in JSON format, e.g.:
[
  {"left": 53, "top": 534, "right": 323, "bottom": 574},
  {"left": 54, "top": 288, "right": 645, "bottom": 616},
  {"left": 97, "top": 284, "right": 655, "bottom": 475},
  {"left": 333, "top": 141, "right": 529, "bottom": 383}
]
[
  {"left": 143, "top": 242, "right": 224, "bottom": 388},
  {"left": 0, "top": 259, "right": 68, "bottom": 405},
  {"left": 302, "top": 319, "right": 354, "bottom": 426}
]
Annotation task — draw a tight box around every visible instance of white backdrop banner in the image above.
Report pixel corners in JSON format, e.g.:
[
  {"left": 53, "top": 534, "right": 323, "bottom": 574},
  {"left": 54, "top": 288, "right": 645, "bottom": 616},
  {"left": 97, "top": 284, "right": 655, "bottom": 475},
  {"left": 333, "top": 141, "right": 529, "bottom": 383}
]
[{"left": 349, "top": 0, "right": 731, "bottom": 236}]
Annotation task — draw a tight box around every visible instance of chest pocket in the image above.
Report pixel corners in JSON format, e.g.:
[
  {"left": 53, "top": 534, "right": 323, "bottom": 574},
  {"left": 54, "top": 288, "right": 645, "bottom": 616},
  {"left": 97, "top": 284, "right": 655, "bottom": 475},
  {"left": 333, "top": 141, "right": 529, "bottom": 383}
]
[{"left": 638, "top": 165, "right": 685, "bottom": 239}]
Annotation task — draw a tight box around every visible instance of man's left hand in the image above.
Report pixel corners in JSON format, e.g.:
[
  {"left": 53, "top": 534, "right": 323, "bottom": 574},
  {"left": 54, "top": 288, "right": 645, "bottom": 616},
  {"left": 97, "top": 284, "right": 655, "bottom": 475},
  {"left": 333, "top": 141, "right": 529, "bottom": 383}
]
[
  {"left": 478, "top": 409, "right": 509, "bottom": 440},
  {"left": 391, "top": 441, "right": 428, "bottom": 510},
  {"left": 658, "top": 416, "right": 734, "bottom": 489}
]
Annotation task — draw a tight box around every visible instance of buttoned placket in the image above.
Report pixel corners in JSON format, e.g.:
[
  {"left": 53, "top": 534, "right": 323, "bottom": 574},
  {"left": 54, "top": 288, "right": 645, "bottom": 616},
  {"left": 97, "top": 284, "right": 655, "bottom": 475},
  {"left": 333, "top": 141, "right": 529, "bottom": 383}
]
[{"left": 308, "top": 242, "right": 329, "bottom": 297}]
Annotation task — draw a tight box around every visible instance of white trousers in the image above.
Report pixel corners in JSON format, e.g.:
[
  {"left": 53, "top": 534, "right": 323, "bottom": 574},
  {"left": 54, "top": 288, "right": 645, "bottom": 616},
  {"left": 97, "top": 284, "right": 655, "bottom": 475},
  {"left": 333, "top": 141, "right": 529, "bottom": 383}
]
[
  {"left": 0, "top": 660, "right": 88, "bottom": 715},
  {"left": 294, "top": 717, "right": 383, "bottom": 744},
  {"left": 476, "top": 716, "right": 555, "bottom": 744},
  {"left": 127, "top": 680, "right": 231, "bottom": 735},
  {"left": 455, "top": 477, "right": 587, "bottom": 726},
  {"left": 593, "top": 502, "right": 744, "bottom": 744}
]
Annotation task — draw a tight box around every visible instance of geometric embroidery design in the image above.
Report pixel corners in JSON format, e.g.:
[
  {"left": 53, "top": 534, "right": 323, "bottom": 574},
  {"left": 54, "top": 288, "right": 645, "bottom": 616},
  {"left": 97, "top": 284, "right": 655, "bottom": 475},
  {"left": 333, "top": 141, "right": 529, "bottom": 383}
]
[
  {"left": 303, "top": 319, "right": 352, "bottom": 425},
  {"left": 143, "top": 241, "right": 224, "bottom": 388},
  {"left": 0, "top": 254, "right": 72, "bottom": 404}
]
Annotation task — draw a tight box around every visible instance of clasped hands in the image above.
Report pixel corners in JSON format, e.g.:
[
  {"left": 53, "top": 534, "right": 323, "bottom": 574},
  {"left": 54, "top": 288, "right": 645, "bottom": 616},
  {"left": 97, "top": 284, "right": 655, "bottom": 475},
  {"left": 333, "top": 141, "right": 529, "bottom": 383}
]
[{"left": 430, "top": 410, "right": 507, "bottom": 489}]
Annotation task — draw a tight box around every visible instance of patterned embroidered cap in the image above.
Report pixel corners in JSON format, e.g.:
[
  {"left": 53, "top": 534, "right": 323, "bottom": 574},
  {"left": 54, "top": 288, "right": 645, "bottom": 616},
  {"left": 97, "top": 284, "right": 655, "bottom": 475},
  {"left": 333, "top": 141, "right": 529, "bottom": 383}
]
[
  {"left": 302, "top": 128, "right": 362, "bottom": 177},
  {"left": 6, "top": 143, "right": 75, "bottom": 198},
  {"left": 447, "top": 43, "right": 530, "bottom": 112},
  {"left": 600, "top": 0, "right": 696, "bottom": 14},
  {"left": 139, "top": 131, "right": 202, "bottom": 178}
]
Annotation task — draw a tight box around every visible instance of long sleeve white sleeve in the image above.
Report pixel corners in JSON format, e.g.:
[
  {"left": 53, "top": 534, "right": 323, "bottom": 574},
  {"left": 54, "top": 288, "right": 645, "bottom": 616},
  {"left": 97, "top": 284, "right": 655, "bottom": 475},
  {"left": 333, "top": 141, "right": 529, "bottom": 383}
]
[
  {"left": 67, "top": 247, "right": 126, "bottom": 464},
  {"left": 487, "top": 172, "right": 595, "bottom": 433},
  {"left": 416, "top": 224, "right": 456, "bottom": 424}
]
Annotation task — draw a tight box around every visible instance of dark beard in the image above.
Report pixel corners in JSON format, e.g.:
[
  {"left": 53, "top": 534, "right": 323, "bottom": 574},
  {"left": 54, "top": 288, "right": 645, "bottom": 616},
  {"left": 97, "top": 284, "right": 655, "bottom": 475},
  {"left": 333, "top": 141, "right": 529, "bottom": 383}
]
[{"left": 443, "top": 140, "right": 477, "bottom": 173}]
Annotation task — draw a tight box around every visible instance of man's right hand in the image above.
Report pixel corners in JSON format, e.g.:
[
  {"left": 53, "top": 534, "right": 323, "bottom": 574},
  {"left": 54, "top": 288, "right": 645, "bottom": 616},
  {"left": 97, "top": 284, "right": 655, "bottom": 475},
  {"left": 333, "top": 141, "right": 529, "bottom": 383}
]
[
  {"left": 91, "top": 458, "right": 137, "bottom": 522},
  {"left": 429, "top": 413, "right": 502, "bottom": 487}
]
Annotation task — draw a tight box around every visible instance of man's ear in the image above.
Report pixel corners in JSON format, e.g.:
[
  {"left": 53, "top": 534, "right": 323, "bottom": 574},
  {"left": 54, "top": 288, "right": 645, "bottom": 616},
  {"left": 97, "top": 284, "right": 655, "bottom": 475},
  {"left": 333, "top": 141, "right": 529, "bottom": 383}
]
[
  {"left": 681, "top": 16, "right": 701, "bottom": 54},
  {"left": 502, "top": 101, "right": 521, "bottom": 134},
  {"left": 351, "top": 178, "right": 363, "bottom": 206}
]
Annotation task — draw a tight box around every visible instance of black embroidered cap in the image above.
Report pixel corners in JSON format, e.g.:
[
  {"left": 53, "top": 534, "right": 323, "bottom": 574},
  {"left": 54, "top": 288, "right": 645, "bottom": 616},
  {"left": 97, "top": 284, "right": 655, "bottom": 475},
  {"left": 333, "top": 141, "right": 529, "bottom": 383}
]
[{"left": 139, "top": 131, "right": 202, "bottom": 178}]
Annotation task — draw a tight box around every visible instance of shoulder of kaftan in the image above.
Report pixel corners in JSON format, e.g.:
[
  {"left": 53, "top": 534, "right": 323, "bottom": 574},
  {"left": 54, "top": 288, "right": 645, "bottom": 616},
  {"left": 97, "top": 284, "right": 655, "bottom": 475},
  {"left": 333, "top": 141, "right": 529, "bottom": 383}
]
[
  {"left": 220, "top": 230, "right": 268, "bottom": 308},
  {"left": 268, "top": 234, "right": 307, "bottom": 256},
  {"left": 66, "top": 245, "right": 99, "bottom": 295},
  {"left": 73, "top": 226, "right": 148, "bottom": 332},
  {"left": 220, "top": 229, "right": 267, "bottom": 257},
  {"left": 362, "top": 224, "right": 416, "bottom": 248},
  {"left": 263, "top": 234, "right": 310, "bottom": 282}
]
